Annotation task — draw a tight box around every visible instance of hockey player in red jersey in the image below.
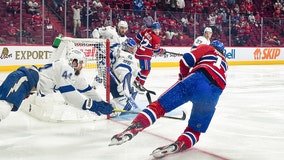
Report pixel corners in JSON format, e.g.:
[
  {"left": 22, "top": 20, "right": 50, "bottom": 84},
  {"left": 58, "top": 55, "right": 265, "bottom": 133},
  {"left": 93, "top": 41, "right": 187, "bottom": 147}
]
[
  {"left": 133, "top": 22, "right": 166, "bottom": 93},
  {"left": 109, "top": 40, "right": 228, "bottom": 159}
]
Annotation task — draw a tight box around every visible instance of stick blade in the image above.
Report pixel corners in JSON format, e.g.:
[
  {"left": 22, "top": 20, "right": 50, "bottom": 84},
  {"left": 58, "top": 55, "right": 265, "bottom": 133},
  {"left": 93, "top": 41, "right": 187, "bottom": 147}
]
[{"left": 163, "top": 111, "right": 186, "bottom": 120}]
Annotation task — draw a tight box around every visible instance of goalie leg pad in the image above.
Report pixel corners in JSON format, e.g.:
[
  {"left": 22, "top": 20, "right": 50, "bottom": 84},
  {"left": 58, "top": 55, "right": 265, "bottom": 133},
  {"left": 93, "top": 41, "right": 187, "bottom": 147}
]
[
  {"left": 110, "top": 97, "right": 131, "bottom": 117},
  {"left": 115, "top": 72, "right": 133, "bottom": 97}
]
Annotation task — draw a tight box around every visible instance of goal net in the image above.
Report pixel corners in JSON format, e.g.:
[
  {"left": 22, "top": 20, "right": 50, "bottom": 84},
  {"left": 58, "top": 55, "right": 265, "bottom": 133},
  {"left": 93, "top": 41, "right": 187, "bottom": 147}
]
[{"left": 20, "top": 37, "right": 111, "bottom": 122}]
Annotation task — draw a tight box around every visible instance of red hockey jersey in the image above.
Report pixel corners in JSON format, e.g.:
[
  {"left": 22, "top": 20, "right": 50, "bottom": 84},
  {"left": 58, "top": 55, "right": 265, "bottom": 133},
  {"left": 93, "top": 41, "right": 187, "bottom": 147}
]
[
  {"left": 134, "top": 28, "right": 163, "bottom": 60},
  {"left": 180, "top": 44, "right": 228, "bottom": 89}
]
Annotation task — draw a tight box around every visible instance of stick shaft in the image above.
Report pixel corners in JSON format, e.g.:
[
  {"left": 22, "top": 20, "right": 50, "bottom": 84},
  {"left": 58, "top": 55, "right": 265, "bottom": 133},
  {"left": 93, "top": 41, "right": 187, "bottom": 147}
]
[
  {"left": 113, "top": 108, "right": 186, "bottom": 120},
  {"left": 165, "top": 51, "right": 183, "bottom": 56}
]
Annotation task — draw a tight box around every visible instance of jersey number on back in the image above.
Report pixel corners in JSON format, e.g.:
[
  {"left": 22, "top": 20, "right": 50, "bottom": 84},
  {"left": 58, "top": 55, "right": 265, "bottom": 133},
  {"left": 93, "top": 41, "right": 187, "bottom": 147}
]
[{"left": 213, "top": 56, "right": 222, "bottom": 69}]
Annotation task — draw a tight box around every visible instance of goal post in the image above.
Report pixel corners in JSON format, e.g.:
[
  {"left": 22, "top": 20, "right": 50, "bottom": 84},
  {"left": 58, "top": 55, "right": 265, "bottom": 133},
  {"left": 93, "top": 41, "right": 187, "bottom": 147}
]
[{"left": 20, "top": 36, "right": 112, "bottom": 122}]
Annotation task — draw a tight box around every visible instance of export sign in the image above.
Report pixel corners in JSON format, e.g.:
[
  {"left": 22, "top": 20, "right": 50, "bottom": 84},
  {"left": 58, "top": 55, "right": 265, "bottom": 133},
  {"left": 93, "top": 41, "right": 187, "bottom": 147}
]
[{"left": 0, "top": 46, "right": 52, "bottom": 65}]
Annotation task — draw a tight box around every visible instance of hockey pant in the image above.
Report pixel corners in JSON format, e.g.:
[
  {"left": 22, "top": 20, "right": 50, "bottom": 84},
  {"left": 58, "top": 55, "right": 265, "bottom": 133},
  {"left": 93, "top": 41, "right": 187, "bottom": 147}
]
[{"left": 129, "top": 71, "right": 223, "bottom": 149}]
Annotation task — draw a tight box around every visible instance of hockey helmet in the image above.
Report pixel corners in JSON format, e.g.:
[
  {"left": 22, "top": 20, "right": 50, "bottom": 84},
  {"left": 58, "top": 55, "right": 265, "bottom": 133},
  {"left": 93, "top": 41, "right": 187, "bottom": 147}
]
[
  {"left": 117, "top": 20, "right": 128, "bottom": 36},
  {"left": 210, "top": 40, "right": 225, "bottom": 55},
  {"left": 204, "top": 27, "right": 213, "bottom": 34},
  {"left": 151, "top": 22, "right": 161, "bottom": 35},
  {"left": 118, "top": 20, "right": 128, "bottom": 29},
  {"left": 66, "top": 49, "right": 86, "bottom": 67},
  {"left": 121, "top": 38, "right": 137, "bottom": 54},
  {"left": 151, "top": 22, "right": 161, "bottom": 30}
]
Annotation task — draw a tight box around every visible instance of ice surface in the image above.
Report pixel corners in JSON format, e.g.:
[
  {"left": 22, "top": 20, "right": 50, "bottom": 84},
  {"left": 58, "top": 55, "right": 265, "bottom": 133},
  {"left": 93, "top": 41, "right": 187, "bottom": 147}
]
[{"left": 0, "top": 65, "right": 284, "bottom": 160}]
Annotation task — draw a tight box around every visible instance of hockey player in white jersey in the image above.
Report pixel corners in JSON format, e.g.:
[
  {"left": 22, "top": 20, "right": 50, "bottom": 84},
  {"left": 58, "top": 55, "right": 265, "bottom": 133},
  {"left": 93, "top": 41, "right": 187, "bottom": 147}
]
[
  {"left": 91, "top": 22, "right": 140, "bottom": 116},
  {"left": 191, "top": 27, "right": 213, "bottom": 50},
  {"left": 35, "top": 49, "right": 113, "bottom": 116},
  {"left": 91, "top": 21, "right": 129, "bottom": 86},
  {"left": 92, "top": 20, "right": 128, "bottom": 52},
  {"left": 110, "top": 38, "right": 139, "bottom": 116}
]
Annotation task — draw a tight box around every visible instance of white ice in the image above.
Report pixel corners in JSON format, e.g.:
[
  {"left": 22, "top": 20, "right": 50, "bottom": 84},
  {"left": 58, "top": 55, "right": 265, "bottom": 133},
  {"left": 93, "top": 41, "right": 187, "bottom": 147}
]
[{"left": 0, "top": 65, "right": 284, "bottom": 160}]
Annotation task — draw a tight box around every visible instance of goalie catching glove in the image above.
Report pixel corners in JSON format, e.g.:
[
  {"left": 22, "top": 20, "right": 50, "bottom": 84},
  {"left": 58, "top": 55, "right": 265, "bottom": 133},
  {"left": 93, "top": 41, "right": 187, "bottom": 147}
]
[{"left": 83, "top": 98, "right": 113, "bottom": 116}]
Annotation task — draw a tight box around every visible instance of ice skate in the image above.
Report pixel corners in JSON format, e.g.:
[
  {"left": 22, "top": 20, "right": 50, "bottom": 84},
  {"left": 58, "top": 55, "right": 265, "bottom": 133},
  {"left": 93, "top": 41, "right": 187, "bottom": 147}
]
[
  {"left": 109, "top": 122, "right": 144, "bottom": 146},
  {"left": 150, "top": 141, "right": 186, "bottom": 159},
  {"left": 133, "top": 80, "right": 146, "bottom": 94}
]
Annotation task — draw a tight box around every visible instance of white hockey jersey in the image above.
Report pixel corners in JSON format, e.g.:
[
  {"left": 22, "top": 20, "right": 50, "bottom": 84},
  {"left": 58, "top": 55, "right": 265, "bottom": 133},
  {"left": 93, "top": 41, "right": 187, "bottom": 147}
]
[
  {"left": 191, "top": 36, "right": 210, "bottom": 50},
  {"left": 92, "top": 26, "right": 127, "bottom": 52},
  {"left": 37, "top": 58, "right": 88, "bottom": 109},
  {"left": 111, "top": 49, "right": 138, "bottom": 83},
  {"left": 110, "top": 48, "right": 139, "bottom": 115}
]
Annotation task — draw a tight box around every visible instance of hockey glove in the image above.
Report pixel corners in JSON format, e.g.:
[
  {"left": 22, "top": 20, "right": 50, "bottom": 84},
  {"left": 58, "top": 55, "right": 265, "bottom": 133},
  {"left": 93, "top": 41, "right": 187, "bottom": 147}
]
[{"left": 83, "top": 98, "right": 113, "bottom": 116}]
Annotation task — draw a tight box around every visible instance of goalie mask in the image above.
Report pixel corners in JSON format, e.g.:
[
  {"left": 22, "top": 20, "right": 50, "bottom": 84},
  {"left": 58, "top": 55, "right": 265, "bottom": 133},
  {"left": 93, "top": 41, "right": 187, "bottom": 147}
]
[
  {"left": 121, "top": 38, "right": 137, "bottom": 54},
  {"left": 67, "top": 49, "right": 86, "bottom": 75}
]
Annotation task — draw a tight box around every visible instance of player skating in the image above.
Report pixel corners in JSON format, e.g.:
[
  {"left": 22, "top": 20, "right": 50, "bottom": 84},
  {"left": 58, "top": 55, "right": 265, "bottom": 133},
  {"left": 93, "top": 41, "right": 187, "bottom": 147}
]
[
  {"left": 133, "top": 22, "right": 166, "bottom": 93},
  {"left": 0, "top": 66, "right": 39, "bottom": 121},
  {"left": 109, "top": 40, "right": 228, "bottom": 159},
  {"left": 191, "top": 27, "right": 213, "bottom": 50}
]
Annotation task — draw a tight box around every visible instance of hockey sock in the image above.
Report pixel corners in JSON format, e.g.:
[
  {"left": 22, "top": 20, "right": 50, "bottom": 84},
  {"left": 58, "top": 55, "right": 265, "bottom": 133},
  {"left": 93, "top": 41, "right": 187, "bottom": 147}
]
[
  {"left": 132, "top": 101, "right": 166, "bottom": 128},
  {"left": 176, "top": 126, "right": 201, "bottom": 150},
  {"left": 136, "top": 70, "right": 150, "bottom": 86}
]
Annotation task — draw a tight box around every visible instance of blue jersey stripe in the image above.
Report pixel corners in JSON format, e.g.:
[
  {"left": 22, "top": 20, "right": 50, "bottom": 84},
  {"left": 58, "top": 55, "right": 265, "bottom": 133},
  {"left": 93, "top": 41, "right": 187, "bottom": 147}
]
[
  {"left": 182, "top": 53, "right": 195, "bottom": 67},
  {"left": 142, "top": 108, "right": 157, "bottom": 124},
  {"left": 59, "top": 85, "right": 76, "bottom": 93},
  {"left": 184, "top": 131, "right": 197, "bottom": 145},
  {"left": 38, "top": 63, "right": 53, "bottom": 71},
  {"left": 77, "top": 85, "right": 92, "bottom": 93}
]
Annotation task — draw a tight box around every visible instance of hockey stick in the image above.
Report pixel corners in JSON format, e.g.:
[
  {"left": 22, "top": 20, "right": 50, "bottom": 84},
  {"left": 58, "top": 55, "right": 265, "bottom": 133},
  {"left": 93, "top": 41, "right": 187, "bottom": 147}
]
[
  {"left": 113, "top": 108, "right": 186, "bottom": 120},
  {"left": 145, "top": 88, "right": 156, "bottom": 104},
  {"left": 165, "top": 51, "right": 184, "bottom": 56},
  {"left": 146, "top": 91, "right": 152, "bottom": 104}
]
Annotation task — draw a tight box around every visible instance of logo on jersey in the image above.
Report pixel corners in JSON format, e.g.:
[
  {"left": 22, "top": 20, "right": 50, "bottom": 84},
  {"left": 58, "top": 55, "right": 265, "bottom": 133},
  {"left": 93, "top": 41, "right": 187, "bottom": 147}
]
[{"left": 7, "top": 76, "right": 28, "bottom": 97}]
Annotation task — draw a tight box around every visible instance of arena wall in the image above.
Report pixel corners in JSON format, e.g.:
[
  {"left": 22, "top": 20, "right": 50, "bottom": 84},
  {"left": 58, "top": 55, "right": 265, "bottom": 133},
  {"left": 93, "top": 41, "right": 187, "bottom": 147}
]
[{"left": 1, "top": 45, "right": 284, "bottom": 71}]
